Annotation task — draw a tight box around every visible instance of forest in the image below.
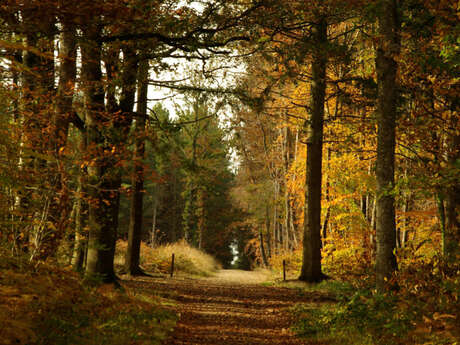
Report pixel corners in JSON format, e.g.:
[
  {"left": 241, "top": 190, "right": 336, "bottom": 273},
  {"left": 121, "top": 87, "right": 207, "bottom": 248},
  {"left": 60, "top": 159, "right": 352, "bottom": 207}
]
[{"left": 0, "top": 0, "right": 458, "bottom": 344}]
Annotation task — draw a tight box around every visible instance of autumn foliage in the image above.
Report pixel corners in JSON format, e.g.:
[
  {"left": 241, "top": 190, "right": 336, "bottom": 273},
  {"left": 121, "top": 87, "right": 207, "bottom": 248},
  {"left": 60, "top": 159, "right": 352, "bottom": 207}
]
[{"left": 0, "top": 0, "right": 458, "bottom": 344}]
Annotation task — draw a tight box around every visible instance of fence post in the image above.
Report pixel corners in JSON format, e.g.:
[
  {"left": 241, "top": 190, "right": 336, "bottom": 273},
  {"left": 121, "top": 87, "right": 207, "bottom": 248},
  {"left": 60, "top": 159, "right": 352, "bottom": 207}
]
[
  {"left": 283, "top": 259, "right": 286, "bottom": 281},
  {"left": 170, "top": 253, "right": 175, "bottom": 278}
]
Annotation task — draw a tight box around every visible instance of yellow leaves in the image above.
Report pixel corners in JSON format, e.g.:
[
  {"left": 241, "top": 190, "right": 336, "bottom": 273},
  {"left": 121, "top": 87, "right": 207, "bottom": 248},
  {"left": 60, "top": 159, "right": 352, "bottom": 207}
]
[
  {"left": 422, "top": 315, "right": 432, "bottom": 324},
  {"left": 0, "top": 286, "right": 20, "bottom": 297},
  {"left": 432, "top": 312, "right": 456, "bottom": 321},
  {"left": 324, "top": 192, "right": 359, "bottom": 207},
  {"left": 46, "top": 221, "right": 57, "bottom": 231},
  {"left": 427, "top": 75, "right": 437, "bottom": 84}
]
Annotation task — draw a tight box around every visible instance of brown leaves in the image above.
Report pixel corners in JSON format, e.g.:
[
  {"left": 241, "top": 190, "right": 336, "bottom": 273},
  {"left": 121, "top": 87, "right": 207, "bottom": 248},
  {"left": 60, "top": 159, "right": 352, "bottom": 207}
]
[{"left": 145, "top": 271, "right": 312, "bottom": 345}]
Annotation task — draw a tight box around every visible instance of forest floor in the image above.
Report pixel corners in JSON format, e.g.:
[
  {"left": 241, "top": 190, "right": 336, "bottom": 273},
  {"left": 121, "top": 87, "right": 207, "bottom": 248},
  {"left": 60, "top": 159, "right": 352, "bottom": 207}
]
[{"left": 122, "top": 269, "right": 332, "bottom": 345}]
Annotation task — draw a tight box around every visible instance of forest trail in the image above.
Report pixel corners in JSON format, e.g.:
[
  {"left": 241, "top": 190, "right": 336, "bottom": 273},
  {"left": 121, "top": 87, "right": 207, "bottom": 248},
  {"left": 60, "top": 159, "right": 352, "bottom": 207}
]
[{"left": 123, "top": 270, "right": 329, "bottom": 345}]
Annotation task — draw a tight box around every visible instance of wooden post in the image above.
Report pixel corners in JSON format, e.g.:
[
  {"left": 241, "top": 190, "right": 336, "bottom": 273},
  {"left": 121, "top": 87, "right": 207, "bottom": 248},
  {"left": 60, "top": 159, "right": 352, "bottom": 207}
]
[
  {"left": 170, "top": 253, "right": 175, "bottom": 278},
  {"left": 283, "top": 259, "right": 286, "bottom": 281}
]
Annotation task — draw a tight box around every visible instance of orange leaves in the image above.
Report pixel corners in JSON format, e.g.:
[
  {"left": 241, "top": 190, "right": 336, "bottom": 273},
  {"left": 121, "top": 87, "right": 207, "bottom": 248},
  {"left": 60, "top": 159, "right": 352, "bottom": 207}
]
[{"left": 432, "top": 312, "right": 456, "bottom": 321}]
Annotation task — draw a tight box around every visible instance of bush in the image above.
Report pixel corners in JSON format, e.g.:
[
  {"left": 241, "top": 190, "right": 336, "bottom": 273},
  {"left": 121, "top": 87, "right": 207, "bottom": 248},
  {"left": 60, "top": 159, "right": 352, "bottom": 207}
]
[
  {"left": 293, "top": 289, "right": 414, "bottom": 345},
  {"left": 115, "top": 240, "right": 221, "bottom": 277},
  {"left": 0, "top": 253, "right": 176, "bottom": 345}
]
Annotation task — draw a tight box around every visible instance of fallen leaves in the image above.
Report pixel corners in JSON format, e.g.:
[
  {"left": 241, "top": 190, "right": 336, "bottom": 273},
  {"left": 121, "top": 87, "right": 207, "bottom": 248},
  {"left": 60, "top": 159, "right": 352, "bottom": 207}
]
[{"left": 127, "top": 270, "right": 326, "bottom": 345}]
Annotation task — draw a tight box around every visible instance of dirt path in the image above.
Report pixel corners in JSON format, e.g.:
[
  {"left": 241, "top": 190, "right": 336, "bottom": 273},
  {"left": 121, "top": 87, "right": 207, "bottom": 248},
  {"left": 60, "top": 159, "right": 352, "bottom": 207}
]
[{"left": 123, "top": 270, "right": 328, "bottom": 345}]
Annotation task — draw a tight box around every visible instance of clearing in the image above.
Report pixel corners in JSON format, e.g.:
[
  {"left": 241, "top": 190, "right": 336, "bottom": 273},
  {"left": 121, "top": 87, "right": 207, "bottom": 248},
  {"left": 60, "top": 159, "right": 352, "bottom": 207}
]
[{"left": 123, "top": 269, "right": 329, "bottom": 345}]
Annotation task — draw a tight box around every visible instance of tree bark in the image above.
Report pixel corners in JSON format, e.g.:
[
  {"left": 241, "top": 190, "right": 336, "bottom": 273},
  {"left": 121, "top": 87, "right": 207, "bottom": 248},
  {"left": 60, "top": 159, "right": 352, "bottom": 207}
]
[
  {"left": 444, "top": 131, "right": 460, "bottom": 262},
  {"left": 321, "top": 147, "right": 331, "bottom": 249},
  {"left": 259, "top": 231, "right": 269, "bottom": 267},
  {"left": 125, "top": 59, "right": 149, "bottom": 275},
  {"left": 265, "top": 205, "right": 272, "bottom": 257},
  {"left": 299, "top": 16, "right": 327, "bottom": 282},
  {"left": 71, "top": 149, "right": 87, "bottom": 271},
  {"left": 283, "top": 125, "right": 291, "bottom": 250},
  {"left": 18, "top": 12, "right": 56, "bottom": 257},
  {"left": 375, "top": 0, "right": 400, "bottom": 292},
  {"left": 197, "top": 189, "right": 206, "bottom": 250},
  {"left": 40, "top": 17, "right": 77, "bottom": 260},
  {"left": 55, "top": 20, "right": 76, "bottom": 151},
  {"left": 290, "top": 129, "right": 299, "bottom": 248},
  {"left": 82, "top": 23, "right": 118, "bottom": 283},
  {"left": 273, "top": 180, "right": 279, "bottom": 253}
]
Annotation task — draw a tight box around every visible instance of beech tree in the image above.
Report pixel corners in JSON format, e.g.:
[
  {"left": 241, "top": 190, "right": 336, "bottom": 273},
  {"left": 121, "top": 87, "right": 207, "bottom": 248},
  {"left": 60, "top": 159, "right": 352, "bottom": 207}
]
[{"left": 125, "top": 59, "right": 149, "bottom": 276}]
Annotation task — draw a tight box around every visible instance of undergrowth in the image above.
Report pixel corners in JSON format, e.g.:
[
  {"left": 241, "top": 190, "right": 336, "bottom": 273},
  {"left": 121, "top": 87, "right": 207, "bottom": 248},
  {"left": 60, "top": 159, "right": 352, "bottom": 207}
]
[
  {"left": 115, "top": 239, "right": 221, "bottom": 277},
  {"left": 0, "top": 250, "right": 176, "bottom": 345},
  {"left": 291, "top": 253, "right": 460, "bottom": 345}
]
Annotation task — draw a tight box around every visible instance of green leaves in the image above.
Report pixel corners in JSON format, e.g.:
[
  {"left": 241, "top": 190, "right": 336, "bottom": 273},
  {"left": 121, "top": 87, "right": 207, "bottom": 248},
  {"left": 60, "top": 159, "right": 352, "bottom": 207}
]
[{"left": 294, "top": 289, "right": 414, "bottom": 344}]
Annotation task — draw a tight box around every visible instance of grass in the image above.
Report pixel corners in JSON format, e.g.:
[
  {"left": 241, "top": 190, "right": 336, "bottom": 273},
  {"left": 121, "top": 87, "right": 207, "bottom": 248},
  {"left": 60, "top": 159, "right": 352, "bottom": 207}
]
[
  {"left": 292, "top": 288, "right": 416, "bottom": 345},
  {"left": 0, "top": 250, "right": 176, "bottom": 345},
  {"left": 286, "top": 264, "right": 460, "bottom": 345},
  {"left": 264, "top": 247, "right": 459, "bottom": 345},
  {"left": 1, "top": 239, "right": 221, "bottom": 344},
  {"left": 115, "top": 239, "right": 221, "bottom": 277}
]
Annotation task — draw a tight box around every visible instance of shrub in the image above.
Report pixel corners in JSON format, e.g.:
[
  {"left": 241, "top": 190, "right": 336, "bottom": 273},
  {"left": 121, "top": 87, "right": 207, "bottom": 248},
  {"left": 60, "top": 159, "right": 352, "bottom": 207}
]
[
  {"left": 293, "top": 289, "right": 414, "bottom": 345},
  {"left": 0, "top": 253, "right": 176, "bottom": 345},
  {"left": 115, "top": 240, "right": 221, "bottom": 277}
]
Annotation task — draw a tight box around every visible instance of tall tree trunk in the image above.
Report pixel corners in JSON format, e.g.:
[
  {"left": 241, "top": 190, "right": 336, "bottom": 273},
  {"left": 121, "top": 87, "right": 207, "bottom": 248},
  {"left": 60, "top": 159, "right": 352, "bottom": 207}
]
[
  {"left": 259, "top": 231, "right": 269, "bottom": 267},
  {"left": 265, "top": 205, "right": 272, "bottom": 257},
  {"left": 8, "top": 37, "right": 22, "bottom": 253},
  {"left": 125, "top": 59, "right": 149, "bottom": 275},
  {"left": 15, "top": 31, "right": 39, "bottom": 253},
  {"left": 401, "top": 193, "right": 409, "bottom": 248},
  {"left": 55, "top": 20, "right": 76, "bottom": 151},
  {"left": 150, "top": 190, "right": 158, "bottom": 247},
  {"left": 98, "top": 45, "right": 137, "bottom": 276},
  {"left": 183, "top": 123, "right": 199, "bottom": 245},
  {"left": 370, "top": 196, "right": 377, "bottom": 252},
  {"left": 321, "top": 147, "right": 331, "bottom": 249},
  {"left": 444, "top": 131, "right": 460, "bottom": 262},
  {"left": 289, "top": 206, "right": 298, "bottom": 248},
  {"left": 290, "top": 129, "right": 299, "bottom": 248},
  {"left": 283, "top": 125, "right": 291, "bottom": 251},
  {"left": 299, "top": 16, "right": 327, "bottom": 282},
  {"left": 82, "top": 23, "right": 117, "bottom": 283},
  {"left": 197, "top": 189, "right": 206, "bottom": 250},
  {"left": 273, "top": 180, "right": 279, "bottom": 252},
  {"left": 71, "top": 150, "right": 87, "bottom": 271},
  {"left": 40, "top": 17, "right": 77, "bottom": 260},
  {"left": 375, "top": 0, "right": 400, "bottom": 292},
  {"left": 172, "top": 174, "right": 179, "bottom": 241},
  {"left": 19, "top": 12, "right": 55, "bottom": 257}
]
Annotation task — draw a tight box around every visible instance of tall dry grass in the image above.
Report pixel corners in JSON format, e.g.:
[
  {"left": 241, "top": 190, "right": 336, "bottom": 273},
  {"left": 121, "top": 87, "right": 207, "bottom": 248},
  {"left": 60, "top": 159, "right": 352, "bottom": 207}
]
[{"left": 115, "top": 240, "right": 221, "bottom": 277}]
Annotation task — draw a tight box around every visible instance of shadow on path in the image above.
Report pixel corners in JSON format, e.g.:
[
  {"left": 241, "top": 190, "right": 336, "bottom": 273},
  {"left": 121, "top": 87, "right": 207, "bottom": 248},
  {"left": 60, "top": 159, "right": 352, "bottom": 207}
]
[{"left": 123, "top": 269, "right": 329, "bottom": 345}]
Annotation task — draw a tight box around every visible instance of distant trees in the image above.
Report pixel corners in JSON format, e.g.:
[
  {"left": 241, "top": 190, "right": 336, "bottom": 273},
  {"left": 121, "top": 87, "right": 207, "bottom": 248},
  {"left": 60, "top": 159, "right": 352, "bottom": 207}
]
[{"left": 145, "top": 96, "right": 238, "bottom": 266}]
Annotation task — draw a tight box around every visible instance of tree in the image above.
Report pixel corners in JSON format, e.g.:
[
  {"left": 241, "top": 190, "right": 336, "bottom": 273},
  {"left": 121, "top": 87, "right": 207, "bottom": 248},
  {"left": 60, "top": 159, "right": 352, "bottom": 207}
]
[
  {"left": 81, "top": 18, "right": 119, "bottom": 282},
  {"left": 125, "top": 59, "right": 149, "bottom": 276},
  {"left": 374, "top": 0, "right": 400, "bottom": 291},
  {"left": 299, "top": 15, "right": 328, "bottom": 282}
]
